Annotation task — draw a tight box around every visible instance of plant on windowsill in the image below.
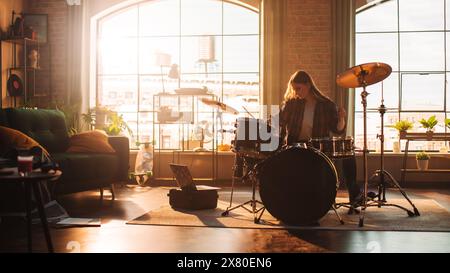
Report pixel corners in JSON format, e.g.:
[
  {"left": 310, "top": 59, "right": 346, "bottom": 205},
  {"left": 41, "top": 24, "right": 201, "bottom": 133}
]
[
  {"left": 388, "top": 120, "right": 414, "bottom": 152},
  {"left": 416, "top": 151, "right": 430, "bottom": 171},
  {"left": 391, "top": 120, "right": 414, "bottom": 139},
  {"left": 419, "top": 115, "right": 438, "bottom": 132},
  {"left": 441, "top": 118, "right": 450, "bottom": 153},
  {"left": 419, "top": 115, "right": 438, "bottom": 139}
]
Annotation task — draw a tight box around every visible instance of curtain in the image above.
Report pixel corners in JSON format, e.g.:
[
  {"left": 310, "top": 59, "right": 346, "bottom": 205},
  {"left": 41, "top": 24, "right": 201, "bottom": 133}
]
[
  {"left": 66, "top": 0, "right": 90, "bottom": 132},
  {"left": 331, "top": 0, "right": 355, "bottom": 136},
  {"left": 261, "top": 0, "right": 288, "bottom": 109},
  {"left": 66, "top": 1, "right": 84, "bottom": 105}
]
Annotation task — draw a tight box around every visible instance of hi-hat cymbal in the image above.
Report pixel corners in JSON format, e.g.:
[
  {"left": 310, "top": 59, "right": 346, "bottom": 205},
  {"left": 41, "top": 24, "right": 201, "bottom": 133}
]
[
  {"left": 200, "top": 98, "right": 239, "bottom": 115},
  {"left": 336, "top": 62, "right": 392, "bottom": 88}
]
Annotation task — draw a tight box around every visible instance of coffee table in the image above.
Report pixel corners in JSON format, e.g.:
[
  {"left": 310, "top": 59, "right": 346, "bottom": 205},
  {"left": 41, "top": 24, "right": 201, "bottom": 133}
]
[{"left": 0, "top": 170, "right": 61, "bottom": 253}]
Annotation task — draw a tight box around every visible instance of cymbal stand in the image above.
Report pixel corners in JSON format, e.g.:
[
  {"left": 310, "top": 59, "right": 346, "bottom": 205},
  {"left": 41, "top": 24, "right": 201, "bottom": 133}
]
[
  {"left": 222, "top": 158, "right": 266, "bottom": 224},
  {"left": 216, "top": 110, "right": 224, "bottom": 145},
  {"left": 365, "top": 94, "right": 420, "bottom": 220},
  {"left": 358, "top": 78, "right": 420, "bottom": 227},
  {"left": 354, "top": 68, "right": 371, "bottom": 227}
]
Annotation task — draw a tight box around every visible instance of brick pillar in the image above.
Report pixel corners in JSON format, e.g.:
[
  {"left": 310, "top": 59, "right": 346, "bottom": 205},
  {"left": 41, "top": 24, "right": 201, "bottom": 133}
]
[{"left": 286, "top": 0, "right": 333, "bottom": 99}]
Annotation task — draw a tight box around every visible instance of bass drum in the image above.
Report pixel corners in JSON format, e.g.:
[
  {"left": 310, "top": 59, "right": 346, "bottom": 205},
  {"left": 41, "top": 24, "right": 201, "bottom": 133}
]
[{"left": 256, "top": 144, "right": 338, "bottom": 226}]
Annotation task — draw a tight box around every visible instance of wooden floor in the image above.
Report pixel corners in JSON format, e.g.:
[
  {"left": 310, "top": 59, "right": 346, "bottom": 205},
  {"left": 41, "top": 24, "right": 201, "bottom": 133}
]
[{"left": 1, "top": 184, "right": 450, "bottom": 253}]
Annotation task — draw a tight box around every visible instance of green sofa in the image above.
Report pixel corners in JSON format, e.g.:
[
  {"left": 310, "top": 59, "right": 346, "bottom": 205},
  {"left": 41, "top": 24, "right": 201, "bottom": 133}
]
[{"left": 0, "top": 108, "right": 130, "bottom": 199}]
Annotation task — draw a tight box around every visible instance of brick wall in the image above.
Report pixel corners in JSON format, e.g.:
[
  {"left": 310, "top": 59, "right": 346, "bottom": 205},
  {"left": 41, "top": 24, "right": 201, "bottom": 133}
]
[
  {"left": 286, "top": 0, "right": 333, "bottom": 98},
  {"left": 26, "top": 0, "right": 68, "bottom": 103}
]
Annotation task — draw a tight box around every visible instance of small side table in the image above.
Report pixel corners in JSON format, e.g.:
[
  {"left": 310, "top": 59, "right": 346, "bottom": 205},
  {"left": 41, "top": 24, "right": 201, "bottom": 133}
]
[
  {"left": 400, "top": 132, "right": 450, "bottom": 185},
  {"left": 0, "top": 170, "right": 61, "bottom": 253}
]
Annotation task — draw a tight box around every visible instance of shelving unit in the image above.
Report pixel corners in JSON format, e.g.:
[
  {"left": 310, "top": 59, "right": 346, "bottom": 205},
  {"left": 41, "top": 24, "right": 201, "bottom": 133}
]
[
  {"left": 0, "top": 37, "right": 50, "bottom": 107},
  {"left": 152, "top": 92, "right": 219, "bottom": 183},
  {"left": 400, "top": 132, "right": 450, "bottom": 185}
]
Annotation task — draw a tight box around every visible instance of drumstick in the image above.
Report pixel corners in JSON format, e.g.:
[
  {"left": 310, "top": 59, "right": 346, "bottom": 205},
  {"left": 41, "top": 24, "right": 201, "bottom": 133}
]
[
  {"left": 338, "top": 82, "right": 344, "bottom": 112},
  {"left": 242, "top": 106, "right": 255, "bottom": 118}
]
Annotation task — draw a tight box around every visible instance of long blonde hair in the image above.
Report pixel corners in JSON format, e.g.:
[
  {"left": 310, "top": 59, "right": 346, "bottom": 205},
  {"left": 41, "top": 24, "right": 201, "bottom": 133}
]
[{"left": 283, "top": 70, "right": 330, "bottom": 102}]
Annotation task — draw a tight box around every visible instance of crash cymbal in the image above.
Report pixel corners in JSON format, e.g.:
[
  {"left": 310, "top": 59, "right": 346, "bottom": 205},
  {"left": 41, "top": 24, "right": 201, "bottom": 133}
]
[
  {"left": 336, "top": 62, "right": 392, "bottom": 88},
  {"left": 200, "top": 98, "right": 239, "bottom": 115}
]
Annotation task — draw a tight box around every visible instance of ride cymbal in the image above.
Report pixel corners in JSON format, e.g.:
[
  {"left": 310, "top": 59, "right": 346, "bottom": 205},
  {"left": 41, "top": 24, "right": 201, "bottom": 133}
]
[{"left": 337, "top": 62, "right": 392, "bottom": 88}]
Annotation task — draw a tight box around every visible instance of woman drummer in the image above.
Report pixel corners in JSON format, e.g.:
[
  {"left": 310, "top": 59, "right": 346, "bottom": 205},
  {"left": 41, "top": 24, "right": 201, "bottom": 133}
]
[{"left": 280, "top": 70, "right": 362, "bottom": 206}]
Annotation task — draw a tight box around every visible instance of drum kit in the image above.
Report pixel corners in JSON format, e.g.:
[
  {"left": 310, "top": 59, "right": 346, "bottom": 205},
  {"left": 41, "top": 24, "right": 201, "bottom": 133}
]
[{"left": 201, "top": 62, "right": 420, "bottom": 227}]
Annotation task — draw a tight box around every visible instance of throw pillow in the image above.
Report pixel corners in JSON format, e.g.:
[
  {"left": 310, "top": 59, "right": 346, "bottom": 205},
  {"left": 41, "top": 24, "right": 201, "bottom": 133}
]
[
  {"left": 0, "top": 126, "right": 50, "bottom": 158},
  {"left": 66, "top": 130, "right": 116, "bottom": 154}
]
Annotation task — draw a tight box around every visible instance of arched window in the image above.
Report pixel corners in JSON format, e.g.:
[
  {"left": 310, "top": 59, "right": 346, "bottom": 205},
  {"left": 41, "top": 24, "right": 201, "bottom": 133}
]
[
  {"left": 355, "top": 0, "right": 449, "bottom": 151},
  {"left": 93, "top": 0, "right": 259, "bottom": 149}
]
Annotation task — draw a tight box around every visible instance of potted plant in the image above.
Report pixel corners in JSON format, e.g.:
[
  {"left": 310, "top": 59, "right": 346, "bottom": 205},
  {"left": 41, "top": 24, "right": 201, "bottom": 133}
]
[
  {"left": 441, "top": 118, "right": 450, "bottom": 153},
  {"left": 416, "top": 151, "right": 430, "bottom": 170},
  {"left": 389, "top": 120, "right": 414, "bottom": 152},
  {"left": 82, "top": 107, "right": 133, "bottom": 137},
  {"left": 82, "top": 106, "right": 111, "bottom": 131},
  {"left": 392, "top": 120, "right": 414, "bottom": 139},
  {"left": 103, "top": 111, "right": 133, "bottom": 136},
  {"left": 419, "top": 115, "right": 438, "bottom": 139}
]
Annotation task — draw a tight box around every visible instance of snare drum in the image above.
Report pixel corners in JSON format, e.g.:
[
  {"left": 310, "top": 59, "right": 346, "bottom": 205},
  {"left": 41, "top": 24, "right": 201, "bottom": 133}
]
[{"left": 310, "top": 136, "right": 354, "bottom": 158}]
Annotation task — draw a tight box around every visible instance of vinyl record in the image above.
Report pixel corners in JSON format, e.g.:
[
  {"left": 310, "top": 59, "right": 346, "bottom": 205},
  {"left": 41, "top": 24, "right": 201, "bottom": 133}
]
[{"left": 7, "top": 74, "right": 24, "bottom": 97}]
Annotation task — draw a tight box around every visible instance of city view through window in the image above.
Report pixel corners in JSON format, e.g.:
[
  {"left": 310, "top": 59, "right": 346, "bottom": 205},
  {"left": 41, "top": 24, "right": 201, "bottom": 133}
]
[
  {"left": 355, "top": 0, "right": 450, "bottom": 151},
  {"left": 94, "top": 0, "right": 260, "bottom": 149}
]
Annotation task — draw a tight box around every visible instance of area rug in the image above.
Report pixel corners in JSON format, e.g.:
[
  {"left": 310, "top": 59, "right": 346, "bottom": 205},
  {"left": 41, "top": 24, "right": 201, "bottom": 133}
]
[{"left": 127, "top": 198, "right": 450, "bottom": 232}]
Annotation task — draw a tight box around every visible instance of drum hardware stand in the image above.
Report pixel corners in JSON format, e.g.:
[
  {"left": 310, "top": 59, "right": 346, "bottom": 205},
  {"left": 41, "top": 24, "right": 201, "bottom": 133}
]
[
  {"left": 335, "top": 201, "right": 360, "bottom": 214},
  {"left": 357, "top": 73, "right": 372, "bottom": 227},
  {"left": 331, "top": 203, "right": 345, "bottom": 224},
  {"left": 333, "top": 170, "right": 361, "bottom": 215},
  {"left": 354, "top": 71, "right": 419, "bottom": 227},
  {"left": 336, "top": 64, "right": 386, "bottom": 227},
  {"left": 222, "top": 158, "right": 266, "bottom": 224},
  {"left": 334, "top": 186, "right": 361, "bottom": 215},
  {"left": 334, "top": 66, "right": 374, "bottom": 227},
  {"left": 365, "top": 97, "right": 420, "bottom": 217}
]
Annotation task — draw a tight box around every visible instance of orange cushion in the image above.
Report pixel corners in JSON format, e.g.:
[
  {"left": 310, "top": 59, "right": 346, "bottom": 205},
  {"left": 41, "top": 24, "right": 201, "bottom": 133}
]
[
  {"left": 0, "top": 126, "right": 50, "bottom": 158},
  {"left": 66, "top": 130, "right": 116, "bottom": 154}
]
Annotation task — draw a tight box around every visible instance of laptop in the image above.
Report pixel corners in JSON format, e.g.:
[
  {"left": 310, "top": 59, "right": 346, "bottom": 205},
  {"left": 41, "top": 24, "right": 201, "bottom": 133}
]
[{"left": 169, "top": 164, "right": 220, "bottom": 192}]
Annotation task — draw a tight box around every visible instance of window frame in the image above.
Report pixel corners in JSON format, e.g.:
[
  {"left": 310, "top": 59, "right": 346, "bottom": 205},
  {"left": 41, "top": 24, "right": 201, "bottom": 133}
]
[
  {"left": 92, "top": 0, "right": 261, "bottom": 149},
  {"left": 355, "top": 0, "right": 449, "bottom": 152}
]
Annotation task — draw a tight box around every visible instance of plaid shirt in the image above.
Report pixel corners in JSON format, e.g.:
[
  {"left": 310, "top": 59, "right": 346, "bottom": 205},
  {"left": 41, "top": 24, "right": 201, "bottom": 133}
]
[{"left": 279, "top": 97, "right": 346, "bottom": 145}]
